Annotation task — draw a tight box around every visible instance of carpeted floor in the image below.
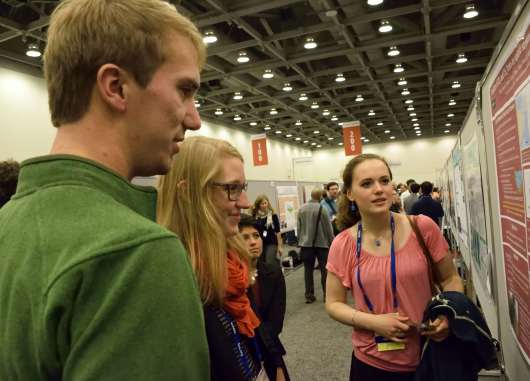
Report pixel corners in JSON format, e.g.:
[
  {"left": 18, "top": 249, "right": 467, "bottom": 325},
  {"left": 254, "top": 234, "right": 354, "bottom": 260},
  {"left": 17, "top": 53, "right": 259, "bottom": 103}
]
[{"left": 281, "top": 265, "right": 354, "bottom": 381}]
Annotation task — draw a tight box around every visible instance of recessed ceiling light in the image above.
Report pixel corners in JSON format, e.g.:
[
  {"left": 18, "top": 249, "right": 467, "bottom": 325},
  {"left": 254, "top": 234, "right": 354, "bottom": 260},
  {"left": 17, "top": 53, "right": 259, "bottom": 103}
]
[
  {"left": 311, "top": 102, "right": 319, "bottom": 109},
  {"left": 447, "top": 113, "right": 455, "bottom": 118},
  {"left": 202, "top": 31, "right": 218, "bottom": 44},
  {"left": 379, "top": 20, "right": 393, "bottom": 33},
  {"left": 303, "top": 140, "right": 309, "bottom": 144},
  {"left": 397, "top": 77, "right": 407, "bottom": 86},
  {"left": 282, "top": 83, "right": 293, "bottom": 92},
  {"left": 377, "top": 122, "right": 384, "bottom": 126},
  {"left": 275, "top": 130, "right": 282, "bottom": 134},
  {"left": 407, "top": 106, "right": 414, "bottom": 111},
  {"left": 295, "top": 137, "right": 301, "bottom": 141},
  {"left": 411, "top": 118, "right": 418, "bottom": 122},
  {"left": 338, "top": 142, "right": 344, "bottom": 146},
  {"left": 355, "top": 94, "right": 364, "bottom": 102},
  {"left": 405, "top": 99, "right": 414, "bottom": 104},
  {"left": 335, "top": 73, "right": 346, "bottom": 82},
  {"left": 449, "top": 99, "right": 457, "bottom": 106},
  {"left": 384, "top": 130, "right": 390, "bottom": 134},
  {"left": 295, "top": 120, "right": 303, "bottom": 126},
  {"left": 387, "top": 46, "right": 400, "bottom": 57},
  {"left": 304, "top": 37, "right": 317, "bottom": 49},
  {"left": 26, "top": 42, "right": 41, "bottom": 58},
  {"left": 237, "top": 51, "right": 250, "bottom": 63},
  {"left": 456, "top": 53, "right": 468, "bottom": 64},
  {"left": 250, "top": 121, "right": 258, "bottom": 126},
  {"left": 322, "top": 109, "right": 330, "bottom": 116},
  {"left": 367, "top": 0, "right": 384, "bottom": 5},
  {"left": 444, "top": 129, "right": 450, "bottom": 133},
  {"left": 270, "top": 108, "right": 278, "bottom": 115},
  {"left": 394, "top": 64, "right": 404, "bottom": 73},
  {"left": 214, "top": 108, "right": 223, "bottom": 115},
  {"left": 413, "top": 123, "right": 419, "bottom": 127},
  {"left": 262, "top": 69, "right": 274, "bottom": 79},
  {"left": 451, "top": 81, "right": 461, "bottom": 88},
  {"left": 414, "top": 126, "right": 420, "bottom": 130},
  {"left": 463, "top": 4, "right": 479, "bottom": 19},
  {"left": 311, "top": 142, "right": 317, "bottom": 146},
  {"left": 401, "top": 88, "right": 410, "bottom": 96},
  {"left": 286, "top": 134, "right": 292, "bottom": 137},
  {"left": 365, "top": 139, "right": 370, "bottom": 142},
  {"left": 264, "top": 125, "right": 271, "bottom": 130},
  {"left": 317, "top": 144, "right": 322, "bottom": 148},
  {"left": 331, "top": 115, "right": 338, "bottom": 121},
  {"left": 298, "top": 93, "right": 308, "bottom": 101},
  {"left": 409, "top": 112, "right": 417, "bottom": 116},
  {"left": 313, "top": 130, "right": 320, "bottom": 134},
  {"left": 328, "top": 137, "right": 334, "bottom": 140},
  {"left": 368, "top": 109, "right": 376, "bottom": 116},
  {"left": 390, "top": 136, "right": 395, "bottom": 140},
  {"left": 445, "top": 123, "right": 452, "bottom": 127},
  {"left": 233, "top": 114, "right": 241, "bottom": 121},
  {"left": 233, "top": 92, "right": 243, "bottom": 100}
]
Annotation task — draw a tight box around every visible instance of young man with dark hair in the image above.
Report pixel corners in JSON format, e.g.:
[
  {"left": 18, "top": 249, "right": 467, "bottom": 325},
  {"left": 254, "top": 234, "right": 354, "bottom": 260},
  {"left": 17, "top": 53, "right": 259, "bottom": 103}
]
[
  {"left": 403, "top": 182, "right": 420, "bottom": 214},
  {"left": 410, "top": 181, "right": 444, "bottom": 226},
  {"left": 0, "top": 159, "right": 20, "bottom": 208},
  {"left": 321, "top": 181, "right": 340, "bottom": 234}
]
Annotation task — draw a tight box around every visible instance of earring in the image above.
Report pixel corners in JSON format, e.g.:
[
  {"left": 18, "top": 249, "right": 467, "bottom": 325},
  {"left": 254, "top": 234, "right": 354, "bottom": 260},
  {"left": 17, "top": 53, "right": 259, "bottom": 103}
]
[{"left": 350, "top": 202, "right": 357, "bottom": 213}]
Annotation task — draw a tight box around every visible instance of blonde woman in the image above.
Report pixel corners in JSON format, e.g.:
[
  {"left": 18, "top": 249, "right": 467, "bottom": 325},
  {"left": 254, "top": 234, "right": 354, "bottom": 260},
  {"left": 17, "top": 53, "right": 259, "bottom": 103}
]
[
  {"left": 158, "top": 136, "right": 285, "bottom": 381},
  {"left": 251, "top": 195, "right": 283, "bottom": 268}
]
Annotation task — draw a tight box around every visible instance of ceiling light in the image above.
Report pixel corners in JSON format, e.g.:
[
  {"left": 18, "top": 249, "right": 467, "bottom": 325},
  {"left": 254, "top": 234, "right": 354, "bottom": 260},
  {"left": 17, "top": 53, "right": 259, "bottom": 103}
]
[
  {"left": 364, "top": 139, "right": 370, "bottom": 143},
  {"left": 445, "top": 123, "right": 452, "bottom": 127},
  {"left": 286, "top": 134, "right": 292, "bottom": 137},
  {"left": 456, "top": 53, "right": 468, "bottom": 64},
  {"left": 311, "top": 142, "right": 317, "bottom": 146},
  {"left": 233, "top": 92, "right": 243, "bottom": 100},
  {"left": 394, "top": 64, "right": 404, "bottom": 73},
  {"left": 377, "top": 122, "right": 384, "bottom": 126},
  {"left": 331, "top": 115, "right": 338, "bottom": 121},
  {"left": 264, "top": 125, "right": 271, "bottom": 130},
  {"left": 335, "top": 73, "right": 346, "bottom": 82},
  {"left": 449, "top": 99, "right": 457, "bottom": 106},
  {"left": 368, "top": 110, "right": 376, "bottom": 116},
  {"left": 367, "top": 0, "right": 384, "bottom": 5},
  {"left": 214, "top": 108, "right": 223, "bottom": 115},
  {"left": 444, "top": 130, "right": 450, "bottom": 133},
  {"left": 26, "top": 42, "right": 41, "bottom": 58},
  {"left": 463, "top": 4, "right": 479, "bottom": 19},
  {"left": 355, "top": 94, "right": 364, "bottom": 102},
  {"left": 384, "top": 130, "right": 390, "bottom": 134},
  {"left": 413, "top": 123, "right": 420, "bottom": 127},
  {"left": 202, "top": 31, "right": 218, "bottom": 44},
  {"left": 237, "top": 51, "right": 250, "bottom": 63},
  {"left": 317, "top": 144, "right": 322, "bottom": 148},
  {"left": 304, "top": 140, "right": 309, "bottom": 144},
  {"left": 250, "top": 121, "right": 258, "bottom": 126},
  {"left": 233, "top": 114, "right": 242, "bottom": 121},
  {"left": 311, "top": 102, "right": 319, "bottom": 109},
  {"left": 414, "top": 126, "right": 420, "bottom": 130},
  {"left": 390, "top": 136, "right": 395, "bottom": 140},
  {"left": 328, "top": 137, "right": 334, "bottom": 140},
  {"left": 338, "top": 122, "right": 344, "bottom": 126},
  {"left": 194, "top": 100, "right": 200, "bottom": 108},
  {"left": 407, "top": 106, "right": 414, "bottom": 111},
  {"left": 379, "top": 20, "right": 393, "bottom": 33},
  {"left": 282, "top": 83, "right": 293, "bottom": 92},
  {"left": 401, "top": 88, "right": 410, "bottom": 96},
  {"left": 411, "top": 118, "right": 418, "bottom": 122},
  {"left": 447, "top": 113, "right": 455, "bottom": 118},
  {"left": 313, "top": 130, "right": 320, "bottom": 134},
  {"left": 295, "top": 120, "right": 303, "bottom": 126},
  {"left": 409, "top": 112, "right": 417, "bottom": 116},
  {"left": 270, "top": 108, "right": 278, "bottom": 115},
  {"left": 388, "top": 46, "right": 400, "bottom": 57},
  {"left": 298, "top": 93, "right": 308, "bottom": 101},
  {"left": 295, "top": 137, "right": 301, "bottom": 141},
  {"left": 338, "top": 142, "right": 344, "bottom": 146},
  {"left": 397, "top": 77, "right": 407, "bottom": 86},
  {"left": 405, "top": 99, "right": 413, "bottom": 104},
  {"left": 304, "top": 37, "right": 317, "bottom": 49},
  {"left": 262, "top": 69, "right": 274, "bottom": 79},
  {"left": 322, "top": 109, "right": 330, "bottom": 116},
  {"left": 451, "top": 81, "right": 461, "bottom": 89},
  {"left": 275, "top": 130, "right": 282, "bottom": 134}
]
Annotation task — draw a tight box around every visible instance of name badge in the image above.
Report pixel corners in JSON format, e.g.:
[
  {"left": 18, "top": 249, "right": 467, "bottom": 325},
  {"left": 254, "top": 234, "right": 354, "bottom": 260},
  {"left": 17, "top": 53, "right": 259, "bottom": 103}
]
[{"left": 375, "top": 335, "right": 406, "bottom": 352}]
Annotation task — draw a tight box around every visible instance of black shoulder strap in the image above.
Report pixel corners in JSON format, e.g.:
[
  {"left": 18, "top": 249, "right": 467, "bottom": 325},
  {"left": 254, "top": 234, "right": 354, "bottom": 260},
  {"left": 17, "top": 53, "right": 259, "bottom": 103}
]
[
  {"left": 312, "top": 205, "right": 323, "bottom": 248},
  {"left": 325, "top": 198, "right": 336, "bottom": 214}
]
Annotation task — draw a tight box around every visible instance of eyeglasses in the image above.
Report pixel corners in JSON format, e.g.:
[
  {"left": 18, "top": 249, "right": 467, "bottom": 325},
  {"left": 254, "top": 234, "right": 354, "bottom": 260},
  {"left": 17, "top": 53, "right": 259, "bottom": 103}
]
[{"left": 211, "top": 182, "right": 248, "bottom": 201}]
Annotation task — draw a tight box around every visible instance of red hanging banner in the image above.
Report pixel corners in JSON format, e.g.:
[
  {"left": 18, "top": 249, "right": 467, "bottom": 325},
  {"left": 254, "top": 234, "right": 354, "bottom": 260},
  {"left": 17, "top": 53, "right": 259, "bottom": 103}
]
[
  {"left": 251, "top": 134, "right": 269, "bottom": 166},
  {"left": 342, "top": 121, "right": 362, "bottom": 156}
]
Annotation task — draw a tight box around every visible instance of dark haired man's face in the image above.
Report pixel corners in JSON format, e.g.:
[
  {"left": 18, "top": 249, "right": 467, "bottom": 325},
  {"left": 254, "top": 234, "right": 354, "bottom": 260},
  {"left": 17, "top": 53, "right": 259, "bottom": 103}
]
[{"left": 328, "top": 185, "right": 339, "bottom": 199}]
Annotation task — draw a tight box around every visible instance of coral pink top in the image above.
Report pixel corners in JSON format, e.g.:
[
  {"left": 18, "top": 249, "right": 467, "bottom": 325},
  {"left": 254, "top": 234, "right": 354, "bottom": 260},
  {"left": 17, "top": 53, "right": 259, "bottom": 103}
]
[{"left": 326, "top": 215, "right": 448, "bottom": 372}]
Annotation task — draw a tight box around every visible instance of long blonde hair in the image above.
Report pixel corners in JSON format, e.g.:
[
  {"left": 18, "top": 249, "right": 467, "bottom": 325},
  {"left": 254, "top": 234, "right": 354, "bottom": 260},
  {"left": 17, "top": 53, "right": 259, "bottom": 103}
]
[{"left": 157, "top": 136, "right": 249, "bottom": 306}]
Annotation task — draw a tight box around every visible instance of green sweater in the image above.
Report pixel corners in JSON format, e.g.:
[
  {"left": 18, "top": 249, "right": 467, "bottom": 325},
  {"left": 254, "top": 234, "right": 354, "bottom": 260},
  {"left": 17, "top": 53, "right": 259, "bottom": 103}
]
[{"left": 0, "top": 155, "right": 209, "bottom": 380}]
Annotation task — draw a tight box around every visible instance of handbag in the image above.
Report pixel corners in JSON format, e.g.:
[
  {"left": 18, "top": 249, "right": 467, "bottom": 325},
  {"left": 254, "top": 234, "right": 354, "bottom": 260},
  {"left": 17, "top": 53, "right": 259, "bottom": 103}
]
[{"left": 407, "top": 215, "right": 440, "bottom": 296}]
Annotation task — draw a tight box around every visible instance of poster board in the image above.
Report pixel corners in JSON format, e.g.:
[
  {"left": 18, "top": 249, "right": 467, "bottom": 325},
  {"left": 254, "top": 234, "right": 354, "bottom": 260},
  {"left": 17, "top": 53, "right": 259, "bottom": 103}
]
[
  {"left": 452, "top": 142, "right": 470, "bottom": 254},
  {"left": 276, "top": 185, "right": 300, "bottom": 232}
]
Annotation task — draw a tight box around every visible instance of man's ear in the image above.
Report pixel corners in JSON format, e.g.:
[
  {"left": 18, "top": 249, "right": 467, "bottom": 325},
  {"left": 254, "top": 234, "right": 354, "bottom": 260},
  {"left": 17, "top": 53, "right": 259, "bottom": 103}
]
[{"left": 95, "top": 64, "right": 128, "bottom": 112}]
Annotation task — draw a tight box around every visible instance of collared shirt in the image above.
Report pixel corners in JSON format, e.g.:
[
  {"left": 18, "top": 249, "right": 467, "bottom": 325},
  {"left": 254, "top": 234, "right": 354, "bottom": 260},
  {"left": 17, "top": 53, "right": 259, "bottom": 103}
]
[
  {"left": 0, "top": 155, "right": 209, "bottom": 380},
  {"left": 320, "top": 197, "right": 338, "bottom": 220}
]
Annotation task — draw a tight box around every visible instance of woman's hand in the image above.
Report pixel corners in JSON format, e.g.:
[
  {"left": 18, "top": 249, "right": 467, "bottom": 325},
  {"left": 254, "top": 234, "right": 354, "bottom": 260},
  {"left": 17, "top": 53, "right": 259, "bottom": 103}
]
[
  {"left": 421, "top": 315, "right": 449, "bottom": 342},
  {"left": 371, "top": 313, "right": 413, "bottom": 343}
]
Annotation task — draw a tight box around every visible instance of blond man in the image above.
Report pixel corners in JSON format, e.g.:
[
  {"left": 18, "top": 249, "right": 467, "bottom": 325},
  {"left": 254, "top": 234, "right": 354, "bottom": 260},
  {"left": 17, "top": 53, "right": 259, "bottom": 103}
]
[{"left": 0, "top": 1, "right": 209, "bottom": 379}]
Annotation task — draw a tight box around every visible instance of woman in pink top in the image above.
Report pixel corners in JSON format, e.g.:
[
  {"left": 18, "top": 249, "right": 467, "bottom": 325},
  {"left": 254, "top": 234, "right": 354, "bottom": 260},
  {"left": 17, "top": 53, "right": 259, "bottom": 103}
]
[{"left": 325, "top": 154, "right": 463, "bottom": 381}]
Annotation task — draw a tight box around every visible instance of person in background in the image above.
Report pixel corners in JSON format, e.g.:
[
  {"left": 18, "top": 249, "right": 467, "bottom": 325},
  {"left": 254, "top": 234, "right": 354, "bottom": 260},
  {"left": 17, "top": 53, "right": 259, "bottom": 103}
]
[
  {"left": 297, "top": 188, "right": 335, "bottom": 303},
  {"left": 432, "top": 187, "right": 441, "bottom": 202},
  {"left": 403, "top": 182, "right": 420, "bottom": 214},
  {"left": 0, "top": 1, "right": 209, "bottom": 379},
  {"left": 0, "top": 159, "right": 20, "bottom": 208},
  {"left": 158, "top": 136, "right": 279, "bottom": 381},
  {"left": 396, "top": 183, "right": 406, "bottom": 196},
  {"left": 390, "top": 188, "right": 403, "bottom": 213},
  {"left": 410, "top": 181, "right": 444, "bottom": 227},
  {"left": 325, "top": 153, "right": 463, "bottom": 380},
  {"left": 239, "top": 214, "right": 289, "bottom": 381},
  {"left": 321, "top": 181, "right": 340, "bottom": 235},
  {"left": 252, "top": 195, "right": 283, "bottom": 269},
  {"left": 400, "top": 178, "right": 416, "bottom": 205}
]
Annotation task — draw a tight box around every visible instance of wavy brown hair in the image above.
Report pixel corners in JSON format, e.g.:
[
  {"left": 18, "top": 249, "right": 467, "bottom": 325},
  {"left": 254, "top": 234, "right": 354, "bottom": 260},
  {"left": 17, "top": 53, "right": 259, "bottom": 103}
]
[
  {"left": 335, "top": 154, "right": 393, "bottom": 230},
  {"left": 251, "top": 194, "right": 275, "bottom": 217}
]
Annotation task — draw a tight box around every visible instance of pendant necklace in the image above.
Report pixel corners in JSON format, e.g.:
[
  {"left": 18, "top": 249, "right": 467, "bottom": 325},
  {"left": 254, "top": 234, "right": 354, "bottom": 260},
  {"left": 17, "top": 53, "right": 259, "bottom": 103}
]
[{"left": 374, "top": 238, "right": 383, "bottom": 247}]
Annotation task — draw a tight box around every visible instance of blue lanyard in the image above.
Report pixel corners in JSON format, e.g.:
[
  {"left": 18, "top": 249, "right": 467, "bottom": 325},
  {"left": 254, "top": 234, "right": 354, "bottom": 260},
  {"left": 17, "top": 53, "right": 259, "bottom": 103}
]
[
  {"left": 222, "top": 310, "right": 257, "bottom": 380},
  {"left": 356, "top": 213, "right": 398, "bottom": 312}
]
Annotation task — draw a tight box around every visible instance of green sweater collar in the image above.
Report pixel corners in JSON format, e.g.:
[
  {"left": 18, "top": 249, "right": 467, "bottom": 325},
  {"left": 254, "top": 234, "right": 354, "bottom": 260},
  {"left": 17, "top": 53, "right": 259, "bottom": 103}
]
[{"left": 15, "top": 155, "right": 158, "bottom": 221}]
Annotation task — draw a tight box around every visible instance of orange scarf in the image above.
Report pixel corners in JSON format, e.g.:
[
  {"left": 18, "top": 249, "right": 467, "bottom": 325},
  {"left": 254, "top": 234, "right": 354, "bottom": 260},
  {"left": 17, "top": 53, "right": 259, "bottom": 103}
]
[{"left": 223, "top": 251, "right": 260, "bottom": 337}]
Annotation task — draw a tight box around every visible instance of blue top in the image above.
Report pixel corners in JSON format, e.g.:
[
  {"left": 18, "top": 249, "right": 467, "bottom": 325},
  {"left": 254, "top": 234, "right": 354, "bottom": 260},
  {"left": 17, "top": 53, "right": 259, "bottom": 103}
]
[{"left": 409, "top": 195, "right": 444, "bottom": 227}]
